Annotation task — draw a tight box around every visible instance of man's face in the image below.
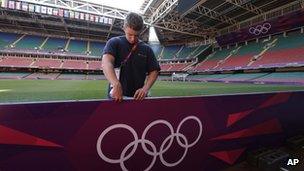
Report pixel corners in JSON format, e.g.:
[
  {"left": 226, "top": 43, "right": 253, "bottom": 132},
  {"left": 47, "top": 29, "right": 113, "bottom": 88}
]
[{"left": 124, "top": 26, "right": 140, "bottom": 45}]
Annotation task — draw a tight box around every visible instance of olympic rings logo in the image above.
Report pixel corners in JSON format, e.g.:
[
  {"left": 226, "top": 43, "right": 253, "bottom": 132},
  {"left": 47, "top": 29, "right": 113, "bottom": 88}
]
[
  {"left": 249, "top": 23, "right": 271, "bottom": 35},
  {"left": 96, "top": 116, "right": 202, "bottom": 171}
]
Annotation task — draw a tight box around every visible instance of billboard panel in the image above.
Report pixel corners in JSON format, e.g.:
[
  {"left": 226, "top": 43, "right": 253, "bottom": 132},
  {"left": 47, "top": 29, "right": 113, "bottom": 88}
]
[{"left": 0, "top": 92, "right": 303, "bottom": 170}]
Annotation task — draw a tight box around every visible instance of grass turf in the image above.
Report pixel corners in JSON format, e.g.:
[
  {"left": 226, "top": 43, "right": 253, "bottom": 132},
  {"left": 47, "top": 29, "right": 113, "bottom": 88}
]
[{"left": 0, "top": 79, "right": 303, "bottom": 103}]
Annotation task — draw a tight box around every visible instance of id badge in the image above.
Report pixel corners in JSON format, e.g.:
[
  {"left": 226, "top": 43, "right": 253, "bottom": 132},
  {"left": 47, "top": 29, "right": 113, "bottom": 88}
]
[
  {"left": 114, "top": 68, "right": 120, "bottom": 79},
  {"left": 109, "top": 68, "right": 121, "bottom": 97}
]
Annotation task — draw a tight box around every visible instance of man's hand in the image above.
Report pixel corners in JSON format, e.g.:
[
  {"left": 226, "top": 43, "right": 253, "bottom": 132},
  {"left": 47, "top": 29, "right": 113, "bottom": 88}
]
[
  {"left": 134, "top": 87, "right": 149, "bottom": 100},
  {"left": 111, "top": 82, "right": 123, "bottom": 102}
]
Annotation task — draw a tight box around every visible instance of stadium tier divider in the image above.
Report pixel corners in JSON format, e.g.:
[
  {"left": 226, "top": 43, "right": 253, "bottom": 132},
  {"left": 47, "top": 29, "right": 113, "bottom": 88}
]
[
  {"left": 182, "top": 72, "right": 304, "bottom": 85},
  {"left": 252, "top": 72, "right": 304, "bottom": 85},
  {"left": 25, "top": 72, "right": 61, "bottom": 80},
  {"left": 0, "top": 72, "right": 32, "bottom": 79}
]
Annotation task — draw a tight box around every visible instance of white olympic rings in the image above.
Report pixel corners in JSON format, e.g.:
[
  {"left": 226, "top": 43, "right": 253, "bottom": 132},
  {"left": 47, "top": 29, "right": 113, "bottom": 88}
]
[
  {"left": 249, "top": 23, "right": 271, "bottom": 35},
  {"left": 96, "top": 116, "right": 203, "bottom": 171}
]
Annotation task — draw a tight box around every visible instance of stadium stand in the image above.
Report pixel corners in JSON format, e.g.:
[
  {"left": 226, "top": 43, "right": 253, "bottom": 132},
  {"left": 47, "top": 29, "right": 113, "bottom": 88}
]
[
  {"left": 62, "top": 60, "right": 88, "bottom": 70},
  {"left": 250, "top": 32, "right": 304, "bottom": 68},
  {"left": 160, "top": 63, "right": 172, "bottom": 71},
  {"left": 190, "top": 44, "right": 210, "bottom": 58},
  {"left": 42, "top": 37, "right": 67, "bottom": 51},
  {"left": 193, "top": 46, "right": 239, "bottom": 71},
  {"left": 216, "top": 40, "right": 268, "bottom": 70},
  {"left": 14, "top": 35, "right": 45, "bottom": 49},
  {"left": 160, "top": 61, "right": 194, "bottom": 72},
  {"left": 175, "top": 44, "right": 208, "bottom": 59},
  {"left": 160, "top": 45, "right": 182, "bottom": 59},
  {"left": 1, "top": 1, "right": 304, "bottom": 171},
  {"left": 0, "top": 32, "right": 20, "bottom": 49},
  {"left": 0, "top": 0, "right": 303, "bottom": 87},
  {"left": 31, "top": 58, "right": 62, "bottom": 69},
  {"left": 89, "top": 41, "right": 105, "bottom": 57},
  {"left": 67, "top": 39, "right": 88, "bottom": 54},
  {"left": 168, "top": 62, "right": 191, "bottom": 71},
  {"left": 175, "top": 45, "right": 198, "bottom": 59},
  {"left": 0, "top": 57, "right": 33, "bottom": 67},
  {"left": 88, "top": 61, "right": 102, "bottom": 70},
  {"left": 150, "top": 44, "right": 163, "bottom": 59},
  {"left": 193, "top": 31, "right": 304, "bottom": 72}
]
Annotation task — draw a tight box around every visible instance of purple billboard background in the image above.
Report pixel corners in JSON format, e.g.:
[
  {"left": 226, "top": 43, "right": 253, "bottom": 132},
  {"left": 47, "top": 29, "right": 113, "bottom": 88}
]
[
  {"left": 216, "top": 9, "right": 304, "bottom": 46},
  {"left": 0, "top": 91, "right": 304, "bottom": 170}
]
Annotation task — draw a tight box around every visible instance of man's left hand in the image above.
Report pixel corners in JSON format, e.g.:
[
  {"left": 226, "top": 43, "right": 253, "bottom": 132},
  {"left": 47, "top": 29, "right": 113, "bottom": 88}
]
[{"left": 134, "top": 88, "right": 148, "bottom": 100}]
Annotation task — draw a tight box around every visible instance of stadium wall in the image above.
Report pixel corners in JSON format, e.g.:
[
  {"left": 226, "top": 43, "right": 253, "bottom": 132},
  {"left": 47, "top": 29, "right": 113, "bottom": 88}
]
[{"left": 0, "top": 91, "right": 303, "bottom": 170}]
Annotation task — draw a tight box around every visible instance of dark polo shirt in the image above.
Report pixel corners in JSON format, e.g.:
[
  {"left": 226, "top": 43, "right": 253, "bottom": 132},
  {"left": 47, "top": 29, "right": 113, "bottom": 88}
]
[{"left": 103, "top": 36, "right": 160, "bottom": 97}]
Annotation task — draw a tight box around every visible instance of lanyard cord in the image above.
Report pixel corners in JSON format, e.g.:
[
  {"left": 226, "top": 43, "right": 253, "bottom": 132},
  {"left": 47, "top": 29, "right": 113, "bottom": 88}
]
[{"left": 121, "top": 43, "right": 137, "bottom": 65}]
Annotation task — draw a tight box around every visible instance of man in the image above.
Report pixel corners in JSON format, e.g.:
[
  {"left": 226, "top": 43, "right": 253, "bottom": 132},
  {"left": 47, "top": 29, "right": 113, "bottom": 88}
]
[{"left": 102, "top": 12, "right": 160, "bottom": 102}]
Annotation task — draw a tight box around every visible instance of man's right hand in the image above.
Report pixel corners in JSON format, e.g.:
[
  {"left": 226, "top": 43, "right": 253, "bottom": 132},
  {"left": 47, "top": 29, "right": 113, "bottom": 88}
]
[{"left": 111, "top": 82, "right": 123, "bottom": 102}]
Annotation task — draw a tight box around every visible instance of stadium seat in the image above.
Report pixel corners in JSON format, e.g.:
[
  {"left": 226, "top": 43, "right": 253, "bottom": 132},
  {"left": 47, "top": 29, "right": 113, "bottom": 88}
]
[
  {"left": 0, "top": 32, "right": 20, "bottom": 48},
  {"left": 89, "top": 41, "right": 105, "bottom": 57},
  {"left": 42, "top": 37, "right": 67, "bottom": 51},
  {"left": 160, "top": 45, "right": 182, "bottom": 59},
  {"left": 15, "top": 35, "right": 45, "bottom": 49},
  {"left": 67, "top": 39, "right": 87, "bottom": 54}
]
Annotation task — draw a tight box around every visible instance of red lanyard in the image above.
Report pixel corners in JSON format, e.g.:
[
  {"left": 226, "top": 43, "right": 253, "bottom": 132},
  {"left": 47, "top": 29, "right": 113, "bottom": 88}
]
[{"left": 121, "top": 43, "right": 137, "bottom": 65}]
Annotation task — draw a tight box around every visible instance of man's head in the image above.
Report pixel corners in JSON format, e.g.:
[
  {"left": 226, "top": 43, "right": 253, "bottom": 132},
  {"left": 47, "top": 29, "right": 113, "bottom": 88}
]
[{"left": 123, "top": 12, "right": 144, "bottom": 44}]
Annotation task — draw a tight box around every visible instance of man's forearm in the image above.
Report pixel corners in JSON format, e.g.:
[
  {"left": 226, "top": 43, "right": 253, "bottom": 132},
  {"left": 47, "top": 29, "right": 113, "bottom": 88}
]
[
  {"left": 143, "top": 70, "right": 159, "bottom": 91},
  {"left": 102, "top": 55, "right": 120, "bottom": 86}
]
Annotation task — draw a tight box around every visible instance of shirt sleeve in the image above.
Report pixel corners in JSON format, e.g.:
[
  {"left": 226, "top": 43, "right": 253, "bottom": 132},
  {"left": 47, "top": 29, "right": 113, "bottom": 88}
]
[
  {"left": 102, "top": 37, "right": 117, "bottom": 57},
  {"left": 147, "top": 46, "right": 161, "bottom": 73},
  {"left": 102, "top": 37, "right": 120, "bottom": 68}
]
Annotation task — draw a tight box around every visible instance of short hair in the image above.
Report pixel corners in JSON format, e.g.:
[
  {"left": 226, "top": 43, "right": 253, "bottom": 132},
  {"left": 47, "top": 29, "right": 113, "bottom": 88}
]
[{"left": 124, "top": 12, "right": 144, "bottom": 31}]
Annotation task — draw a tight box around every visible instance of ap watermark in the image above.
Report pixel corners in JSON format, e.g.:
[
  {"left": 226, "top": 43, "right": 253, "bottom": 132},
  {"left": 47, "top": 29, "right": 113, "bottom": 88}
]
[{"left": 287, "top": 158, "right": 300, "bottom": 166}]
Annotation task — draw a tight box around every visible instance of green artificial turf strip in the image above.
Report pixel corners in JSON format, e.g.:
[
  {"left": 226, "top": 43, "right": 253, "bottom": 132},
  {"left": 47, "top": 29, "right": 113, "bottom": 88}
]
[{"left": 0, "top": 79, "right": 303, "bottom": 103}]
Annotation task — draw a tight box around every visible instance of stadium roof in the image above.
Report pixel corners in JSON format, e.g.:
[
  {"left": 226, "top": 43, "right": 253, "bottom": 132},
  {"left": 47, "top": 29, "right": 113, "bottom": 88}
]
[
  {"left": 1, "top": 0, "right": 303, "bottom": 45},
  {"left": 85, "top": 0, "right": 146, "bottom": 13},
  {"left": 141, "top": 0, "right": 303, "bottom": 44}
]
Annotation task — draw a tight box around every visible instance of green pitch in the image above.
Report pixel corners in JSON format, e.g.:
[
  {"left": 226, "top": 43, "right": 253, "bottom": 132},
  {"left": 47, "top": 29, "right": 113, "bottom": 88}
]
[{"left": 0, "top": 79, "right": 303, "bottom": 103}]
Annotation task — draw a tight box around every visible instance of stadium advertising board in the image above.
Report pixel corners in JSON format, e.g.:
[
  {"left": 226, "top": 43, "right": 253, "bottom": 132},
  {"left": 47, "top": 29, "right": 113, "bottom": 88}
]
[{"left": 0, "top": 91, "right": 303, "bottom": 170}]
